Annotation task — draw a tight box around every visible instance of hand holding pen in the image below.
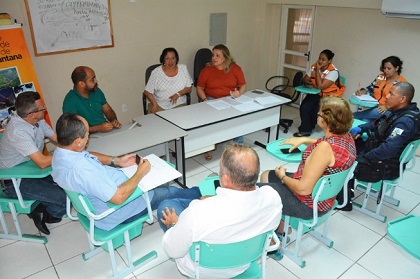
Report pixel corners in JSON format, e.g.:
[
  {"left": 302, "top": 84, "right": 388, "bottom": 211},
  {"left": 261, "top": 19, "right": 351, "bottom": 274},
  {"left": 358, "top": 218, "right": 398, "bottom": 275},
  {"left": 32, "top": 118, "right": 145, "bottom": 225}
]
[{"left": 230, "top": 88, "right": 241, "bottom": 98}]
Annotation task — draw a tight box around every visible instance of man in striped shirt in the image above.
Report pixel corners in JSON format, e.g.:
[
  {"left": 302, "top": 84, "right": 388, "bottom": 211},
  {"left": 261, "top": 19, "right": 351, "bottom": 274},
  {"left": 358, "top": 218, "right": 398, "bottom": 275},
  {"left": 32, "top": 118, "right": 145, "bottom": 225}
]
[{"left": 0, "top": 91, "right": 66, "bottom": 235}]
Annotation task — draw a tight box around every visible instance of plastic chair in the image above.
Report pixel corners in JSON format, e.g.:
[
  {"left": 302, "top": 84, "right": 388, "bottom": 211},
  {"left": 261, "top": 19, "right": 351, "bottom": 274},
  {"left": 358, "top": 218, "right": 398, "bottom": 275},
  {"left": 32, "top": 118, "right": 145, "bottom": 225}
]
[
  {"left": 189, "top": 231, "right": 280, "bottom": 279},
  {"left": 64, "top": 187, "right": 157, "bottom": 279},
  {"left": 198, "top": 175, "right": 219, "bottom": 196},
  {"left": 279, "top": 162, "right": 357, "bottom": 267},
  {"left": 0, "top": 159, "right": 50, "bottom": 244},
  {"left": 265, "top": 71, "right": 303, "bottom": 133},
  {"left": 353, "top": 139, "right": 420, "bottom": 222},
  {"left": 142, "top": 63, "right": 191, "bottom": 114},
  {"left": 387, "top": 214, "right": 420, "bottom": 260},
  {"left": 193, "top": 48, "right": 212, "bottom": 87},
  {"left": 295, "top": 75, "right": 346, "bottom": 106}
]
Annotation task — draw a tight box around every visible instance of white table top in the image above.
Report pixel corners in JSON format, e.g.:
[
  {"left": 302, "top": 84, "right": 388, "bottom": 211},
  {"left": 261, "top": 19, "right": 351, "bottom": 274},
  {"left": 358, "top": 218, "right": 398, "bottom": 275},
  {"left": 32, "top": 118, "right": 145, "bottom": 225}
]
[
  {"left": 156, "top": 91, "right": 290, "bottom": 130},
  {"left": 87, "top": 114, "right": 187, "bottom": 156}
]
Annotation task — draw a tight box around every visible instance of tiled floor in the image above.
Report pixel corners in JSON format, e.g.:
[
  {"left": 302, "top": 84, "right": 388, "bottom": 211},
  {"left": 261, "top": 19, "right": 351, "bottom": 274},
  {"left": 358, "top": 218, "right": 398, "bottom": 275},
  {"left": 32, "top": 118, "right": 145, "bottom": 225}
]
[{"left": 1, "top": 105, "right": 420, "bottom": 279}]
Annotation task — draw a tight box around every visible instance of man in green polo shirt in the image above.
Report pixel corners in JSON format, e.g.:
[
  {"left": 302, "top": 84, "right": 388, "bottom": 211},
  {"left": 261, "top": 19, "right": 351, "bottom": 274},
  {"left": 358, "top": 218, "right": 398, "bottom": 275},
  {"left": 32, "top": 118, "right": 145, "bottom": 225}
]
[{"left": 63, "top": 66, "right": 122, "bottom": 133}]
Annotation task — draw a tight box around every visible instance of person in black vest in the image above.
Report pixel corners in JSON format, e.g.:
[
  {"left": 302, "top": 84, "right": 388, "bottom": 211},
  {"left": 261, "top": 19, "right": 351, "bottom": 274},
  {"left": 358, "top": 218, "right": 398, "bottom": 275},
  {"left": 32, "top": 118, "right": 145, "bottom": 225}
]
[{"left": 338, "top": 81, "right": 419, "bottom": 210}]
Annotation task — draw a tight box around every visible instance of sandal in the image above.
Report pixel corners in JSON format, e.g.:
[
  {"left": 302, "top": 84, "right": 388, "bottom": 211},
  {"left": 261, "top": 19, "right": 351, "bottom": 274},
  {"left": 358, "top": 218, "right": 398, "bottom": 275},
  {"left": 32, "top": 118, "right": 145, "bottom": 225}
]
[
  {"left": 204, "top": 151, "right": 212, "bottom": 161},
  {"left": 293, "top": 132, "right": 311, "bottom": 137}
]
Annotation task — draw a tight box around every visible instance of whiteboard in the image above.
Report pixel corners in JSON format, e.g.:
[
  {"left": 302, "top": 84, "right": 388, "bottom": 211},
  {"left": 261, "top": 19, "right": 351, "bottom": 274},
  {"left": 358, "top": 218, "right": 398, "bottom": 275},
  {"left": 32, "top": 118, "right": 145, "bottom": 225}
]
[{"left": 25, "top": 0, "right": 114, "bottom": 56}]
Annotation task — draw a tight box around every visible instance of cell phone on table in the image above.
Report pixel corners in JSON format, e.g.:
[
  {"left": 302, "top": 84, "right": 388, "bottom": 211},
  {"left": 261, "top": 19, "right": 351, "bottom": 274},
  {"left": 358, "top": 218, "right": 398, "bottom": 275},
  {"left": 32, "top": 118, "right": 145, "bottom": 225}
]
[
  {"left": 280, "top": 148, "right": 301, "bottom": 154},
  {"left": 251, "top": 89, "right": 264, "bottom": 94},
  {"left": 136, "top": 154, "right": 141, "bottom": 164}
]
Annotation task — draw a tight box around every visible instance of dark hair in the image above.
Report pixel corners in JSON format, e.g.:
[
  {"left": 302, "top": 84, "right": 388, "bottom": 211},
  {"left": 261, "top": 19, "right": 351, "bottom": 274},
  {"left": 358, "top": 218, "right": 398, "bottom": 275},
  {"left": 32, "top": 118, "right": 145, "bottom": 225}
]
[
  {"left": 219, "top": 142, "right": 260, "bottom": 189},
  {"left": 15, "top": 91, "right": 40, "bottom": 118},
  {"left": 71, "top": 66, "right": 89, "bottom": 85},
  {"left": 380, "top": 56, "right": 403, "bottom": 75},
  {"left": 56, "top": 113, "right": 87, "bottom": 146},
  {"left": 159, "top": 47, "right": 179, "bottom": 64},
  {"left": 320, "top": 49, "right": 335, "bottom": 60},
  {"left": 319, "top": 97, "right": 353, "bottom": 134},
  {"left": 393, "top": 82, "right": 415, "bottom": 103}
]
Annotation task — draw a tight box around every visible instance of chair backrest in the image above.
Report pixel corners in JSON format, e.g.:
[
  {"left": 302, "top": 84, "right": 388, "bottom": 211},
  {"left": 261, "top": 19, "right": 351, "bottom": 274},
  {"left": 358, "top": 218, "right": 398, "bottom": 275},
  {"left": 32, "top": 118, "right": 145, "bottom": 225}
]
[
  {"left": 265, "top": 76, "right": 289, "bottom": 94},
  {"left": 400, "top": 139, "right": 420, "bottom": 164},
  {"left": 292, "top": 71, "right": 304, "bottom": 88},
  {"left": 397, "top": 138, "right": 420, "bottom": 181},
  {"left": 312, "top": 162, "right": 357, "bottom": 202},
  {"left": 193, "top": 48, "right": 212, "bottom": 86},
  {"left": 145, "top": 64, "right": 161, "bottom": 84},
  {"left": 189, "top": 231, "right": 270, "bottom": 269},
  {"left": 64, "top": 189, "right": 94, "bottom": 218}
]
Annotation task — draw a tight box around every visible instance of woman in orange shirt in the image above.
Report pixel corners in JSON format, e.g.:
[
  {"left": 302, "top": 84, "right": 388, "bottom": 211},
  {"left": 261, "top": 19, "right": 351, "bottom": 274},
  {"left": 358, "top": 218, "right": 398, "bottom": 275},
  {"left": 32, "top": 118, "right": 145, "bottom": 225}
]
[
  {"left": 354, "top": 56, "right": 407, "bottom": 127},
  {"left": 197, "top": 44, "right": 247, "bottom": 160}
]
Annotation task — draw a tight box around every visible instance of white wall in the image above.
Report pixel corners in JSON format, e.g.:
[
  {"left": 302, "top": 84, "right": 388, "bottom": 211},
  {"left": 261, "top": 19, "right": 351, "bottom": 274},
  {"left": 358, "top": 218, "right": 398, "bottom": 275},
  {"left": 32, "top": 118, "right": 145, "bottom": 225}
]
[
  {"left": 259, "top": 0, "right": 420, "bottom": 105},
  {"left": 0, "top": 0, "right": 259, "bottom": 126},
  {"left": 1, "top": 0, "right": 420, "bottom": 127}
]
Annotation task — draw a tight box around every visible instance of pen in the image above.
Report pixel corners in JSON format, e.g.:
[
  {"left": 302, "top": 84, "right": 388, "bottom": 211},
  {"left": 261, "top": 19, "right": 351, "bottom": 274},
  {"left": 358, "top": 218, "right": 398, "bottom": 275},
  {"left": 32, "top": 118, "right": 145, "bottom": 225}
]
[{"left": 129, "top": 121, "right": 141, "bottom": 130}]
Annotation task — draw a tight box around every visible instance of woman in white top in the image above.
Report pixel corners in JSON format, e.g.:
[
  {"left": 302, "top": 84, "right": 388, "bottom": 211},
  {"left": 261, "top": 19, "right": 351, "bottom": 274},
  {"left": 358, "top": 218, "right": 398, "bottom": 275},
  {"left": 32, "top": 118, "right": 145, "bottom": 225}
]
[{"left": 144, "top": 47, "right": 193, "bottom": 113}]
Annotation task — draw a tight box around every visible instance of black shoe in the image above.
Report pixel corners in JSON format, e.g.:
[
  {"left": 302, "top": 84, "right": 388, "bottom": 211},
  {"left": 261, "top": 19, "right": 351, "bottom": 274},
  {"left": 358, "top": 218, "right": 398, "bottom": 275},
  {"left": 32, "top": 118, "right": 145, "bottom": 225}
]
[
  {"left": 42, "top": 211, "right": 62, "bottom": 224},
  {"left": 336, "top": 202, "right": 353, "bottom": 212},
  {"left": 28, "top": 211, "right": 50, "bottom": 235},
  {"left": 293, "top": 132, "right": 311, "bottom": 137}
]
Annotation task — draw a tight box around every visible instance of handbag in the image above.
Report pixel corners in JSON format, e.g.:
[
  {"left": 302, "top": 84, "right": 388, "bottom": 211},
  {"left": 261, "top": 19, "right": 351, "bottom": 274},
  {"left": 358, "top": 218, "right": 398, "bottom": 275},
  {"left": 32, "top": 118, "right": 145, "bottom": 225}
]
[{"left": 353, "top": 157, "right": 386, "bottom": 183}]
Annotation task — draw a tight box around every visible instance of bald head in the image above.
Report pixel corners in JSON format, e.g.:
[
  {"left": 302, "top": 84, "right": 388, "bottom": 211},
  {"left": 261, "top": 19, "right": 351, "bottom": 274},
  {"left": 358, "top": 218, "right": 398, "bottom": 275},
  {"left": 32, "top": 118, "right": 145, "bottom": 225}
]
[
  {"left": 219, "top": 143, "right": 260, "bottom": 189},
  {"left": 393, "top": 82, "right": 415, "bottom": 103},
  {"left": 71, "top": 66, "right": 91, "bottom": 85}
]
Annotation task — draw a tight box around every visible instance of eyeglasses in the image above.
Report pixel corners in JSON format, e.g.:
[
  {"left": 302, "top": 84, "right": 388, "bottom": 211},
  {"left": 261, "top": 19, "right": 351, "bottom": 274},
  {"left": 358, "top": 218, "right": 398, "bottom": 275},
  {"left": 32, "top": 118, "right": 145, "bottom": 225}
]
[{"left": 27, "top": 107, "right": 46, "bottom": 116}]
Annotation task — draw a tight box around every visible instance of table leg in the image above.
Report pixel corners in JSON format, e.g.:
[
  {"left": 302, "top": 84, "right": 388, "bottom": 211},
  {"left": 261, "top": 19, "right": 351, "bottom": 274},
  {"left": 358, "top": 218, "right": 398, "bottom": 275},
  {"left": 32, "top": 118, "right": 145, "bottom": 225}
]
[{"left": 174, "top": 137, "right": 187, "bottom": 188}]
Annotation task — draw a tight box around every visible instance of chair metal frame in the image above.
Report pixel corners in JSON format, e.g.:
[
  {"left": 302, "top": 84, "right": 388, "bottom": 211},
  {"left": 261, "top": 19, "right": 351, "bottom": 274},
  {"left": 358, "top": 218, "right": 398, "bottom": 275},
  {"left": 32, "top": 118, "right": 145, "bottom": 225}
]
[
  {"left": 265, "top": 71, "right": 303, "bottom": 133},
  {"left": 142, "top": 63, "right": 191, "bottom": 115},
  {"left": 65, "top": 187, "right": 156, "bottom": 279},
  {"left": 0, "top": 160, "right": 50, "bottom": 244},
  {"left": 189, "top": 231, "right": 280, "bottom": 279},
  {"left": 353, "top": 139, "right": 420, "bottom": 222},
  {"left": 280, "top": 162, "right": 357, "bottom": 267}
]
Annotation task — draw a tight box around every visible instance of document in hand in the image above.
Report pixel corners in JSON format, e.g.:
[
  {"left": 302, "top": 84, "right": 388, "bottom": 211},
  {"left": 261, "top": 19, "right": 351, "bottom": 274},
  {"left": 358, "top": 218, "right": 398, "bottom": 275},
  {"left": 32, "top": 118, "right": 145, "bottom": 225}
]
[
  {"left": 354, "top": 94, "right": 379, "bottom": 103},
  {"left": 121, "top": 154, "right": 181, "bottom": 192}
]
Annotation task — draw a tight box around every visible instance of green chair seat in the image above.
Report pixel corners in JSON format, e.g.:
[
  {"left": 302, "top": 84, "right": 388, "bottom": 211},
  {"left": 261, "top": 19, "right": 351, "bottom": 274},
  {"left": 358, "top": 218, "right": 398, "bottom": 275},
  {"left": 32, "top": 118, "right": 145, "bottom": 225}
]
[
  {"left": 189, "top": 231, "right": 279, "bottom": 279},
  {"left": 279, "top": 162, "right": 357, "bottom": 268},
  {"left": 65, "top": 187, "right": 157, "bottom": 278},
  {"left": 0, "top": 158, "right": 51, "bottom": 244},
  {"left": 353, "top": 139, "right": 420, "bottom": 222},
  {"left": 388, "top": 215, "right": 420, "bottom": 260}
]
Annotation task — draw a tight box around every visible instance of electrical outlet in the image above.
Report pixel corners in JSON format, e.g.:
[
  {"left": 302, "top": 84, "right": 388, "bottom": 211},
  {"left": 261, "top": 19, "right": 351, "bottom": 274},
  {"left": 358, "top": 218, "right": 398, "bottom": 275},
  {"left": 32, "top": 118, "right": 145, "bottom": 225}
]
[{"left": 122, "top": 104, "right": 128, "bottom": 112}]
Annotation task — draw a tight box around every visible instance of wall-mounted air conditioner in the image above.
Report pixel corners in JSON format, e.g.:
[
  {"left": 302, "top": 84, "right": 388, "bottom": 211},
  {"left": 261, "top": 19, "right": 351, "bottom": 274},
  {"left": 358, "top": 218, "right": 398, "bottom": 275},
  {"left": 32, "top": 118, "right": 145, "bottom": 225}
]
[{"left": 381, "top": 0, "right": 420, "bottom": 19}]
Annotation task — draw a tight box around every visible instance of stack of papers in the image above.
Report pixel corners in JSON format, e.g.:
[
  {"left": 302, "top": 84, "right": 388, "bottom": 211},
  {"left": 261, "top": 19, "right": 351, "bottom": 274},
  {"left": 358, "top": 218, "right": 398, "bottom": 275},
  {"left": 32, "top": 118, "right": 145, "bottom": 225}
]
[
  {"left": 121, "top": 154, "right": 181, "bottom": 192},
  {"left": 353, "top": 94, "right": 379, "bottom": 103}
]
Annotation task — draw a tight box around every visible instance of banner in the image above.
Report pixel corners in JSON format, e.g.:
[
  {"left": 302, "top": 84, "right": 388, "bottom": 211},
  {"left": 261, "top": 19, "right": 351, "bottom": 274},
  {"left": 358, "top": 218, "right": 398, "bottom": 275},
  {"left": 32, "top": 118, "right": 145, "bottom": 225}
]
[{"left": 0, "top": 24, "right": 51, "bottom": 131}]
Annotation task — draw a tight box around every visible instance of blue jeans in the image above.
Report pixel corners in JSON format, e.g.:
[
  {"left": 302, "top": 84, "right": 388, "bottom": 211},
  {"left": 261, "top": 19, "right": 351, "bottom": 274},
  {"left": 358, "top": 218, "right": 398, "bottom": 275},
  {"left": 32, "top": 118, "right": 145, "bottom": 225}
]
[
  {"left": 123, "top": 186, "right": 201, "bottom": 229},
  {"left": 353, "top": 108, "right": 391, "bottom": 128},
  {"left": 4, "top": 175, "right": 67, "bottom": 218}
]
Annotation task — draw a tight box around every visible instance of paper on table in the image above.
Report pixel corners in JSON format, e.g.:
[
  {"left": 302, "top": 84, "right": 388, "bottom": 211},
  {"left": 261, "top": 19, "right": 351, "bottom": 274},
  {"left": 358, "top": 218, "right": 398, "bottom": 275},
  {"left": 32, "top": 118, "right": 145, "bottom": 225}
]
[
  {"left": 233, "top": 102, "right": 264, "bottom": 112},
  {"left": 353, "top": 94, "right": 379, "bottom": 103},
  {"left": 254, "top": 96, "right": 282, "bottom": 105},
  {"left": 121, "top": 154, "right": 181, "bottom": 192},
  {"left": 206, "top": 99, "right": 232, "bottom": 110},
  {"left": 230, "top": 94, "right": 254, "bottom": 103}
]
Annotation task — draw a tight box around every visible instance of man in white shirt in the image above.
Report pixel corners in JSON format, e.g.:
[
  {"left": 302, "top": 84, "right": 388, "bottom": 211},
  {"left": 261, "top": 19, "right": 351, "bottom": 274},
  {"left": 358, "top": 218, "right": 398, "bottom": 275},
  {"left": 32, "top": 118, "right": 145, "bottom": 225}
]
[{"left": 160, "top": 143, "right": 283, "bottom": 278}]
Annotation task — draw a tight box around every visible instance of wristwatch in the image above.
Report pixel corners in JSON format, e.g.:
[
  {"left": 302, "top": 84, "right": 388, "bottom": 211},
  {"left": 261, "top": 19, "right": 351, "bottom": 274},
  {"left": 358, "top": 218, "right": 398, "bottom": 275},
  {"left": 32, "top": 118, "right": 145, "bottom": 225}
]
[
  {"left": 110, "top": 156, "right": 116, "bottom": 167},
  {"left": 168, "top": 223, "right": 176, "bottom": 229}
]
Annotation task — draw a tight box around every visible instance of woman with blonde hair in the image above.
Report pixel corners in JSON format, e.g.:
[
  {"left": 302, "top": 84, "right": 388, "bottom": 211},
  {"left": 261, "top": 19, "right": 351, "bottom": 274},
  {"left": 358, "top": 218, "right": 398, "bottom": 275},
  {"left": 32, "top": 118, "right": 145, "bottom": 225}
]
[{"left": 197, "top": 44, "right": 247, "bottom": 160}]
